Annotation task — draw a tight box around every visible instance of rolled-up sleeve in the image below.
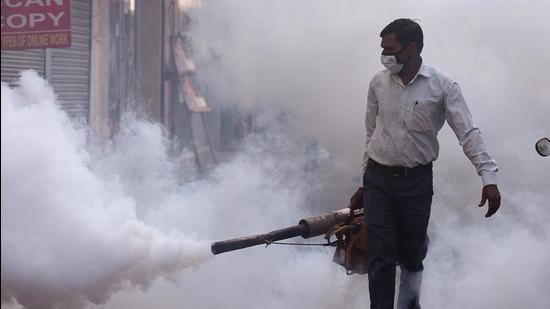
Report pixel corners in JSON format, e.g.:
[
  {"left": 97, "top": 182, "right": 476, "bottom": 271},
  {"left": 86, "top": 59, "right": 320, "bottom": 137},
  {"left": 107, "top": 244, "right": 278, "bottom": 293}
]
[{"left": 443, "top": 82, "right": 498, "bottom": 185}]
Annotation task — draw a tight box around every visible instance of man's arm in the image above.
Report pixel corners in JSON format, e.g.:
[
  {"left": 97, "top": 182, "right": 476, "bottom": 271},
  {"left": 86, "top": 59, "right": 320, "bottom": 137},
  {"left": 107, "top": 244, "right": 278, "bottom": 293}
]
[
  {"left": 351, "top": 79, "right": 379, "bottom": 211},
  {"left": 443, "top": 81, "right": 501, "bottom": 217},
  {"left": 362, "top": 79, "right": 379, "bottom": 170}
]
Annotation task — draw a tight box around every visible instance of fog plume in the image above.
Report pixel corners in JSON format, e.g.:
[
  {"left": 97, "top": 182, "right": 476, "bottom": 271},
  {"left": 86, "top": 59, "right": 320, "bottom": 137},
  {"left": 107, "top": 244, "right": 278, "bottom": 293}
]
[
  {"left": 98, "top": 1, "right": 549, "bottom": 308},
  {"left": 1, "top": 71, "right": 211, "bottom": 309},
  {"left": 2, "top": 0, "right": 550, "bottom": 309}
]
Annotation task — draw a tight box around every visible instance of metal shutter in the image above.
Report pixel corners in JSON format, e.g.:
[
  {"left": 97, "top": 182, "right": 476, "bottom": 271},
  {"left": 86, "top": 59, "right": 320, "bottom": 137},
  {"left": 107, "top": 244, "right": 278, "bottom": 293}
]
[
  {"left": 1, "top": 50, "right": 45, "bottom": 86},
  {"left": 49, "top": 0, "right": 91, "bottom": 120}
]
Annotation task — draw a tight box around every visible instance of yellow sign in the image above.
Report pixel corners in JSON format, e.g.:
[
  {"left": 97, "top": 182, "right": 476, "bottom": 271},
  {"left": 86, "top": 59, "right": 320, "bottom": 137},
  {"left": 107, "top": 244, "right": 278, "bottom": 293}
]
[{"left": 1, "top": 31, "right": 70, "bottom": 49}]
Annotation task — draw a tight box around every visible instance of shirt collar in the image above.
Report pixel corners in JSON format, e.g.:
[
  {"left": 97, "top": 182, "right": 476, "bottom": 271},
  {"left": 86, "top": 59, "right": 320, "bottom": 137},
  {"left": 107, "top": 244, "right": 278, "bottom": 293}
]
[
  {"left": 389, "top": 62, "right": 431, "bottom": 79},
  {"left": 416, "top": 63, "right": 431, "bottom": 78},
  {"left": 389, "top": 62, "right": 431, "bottom": 87}
]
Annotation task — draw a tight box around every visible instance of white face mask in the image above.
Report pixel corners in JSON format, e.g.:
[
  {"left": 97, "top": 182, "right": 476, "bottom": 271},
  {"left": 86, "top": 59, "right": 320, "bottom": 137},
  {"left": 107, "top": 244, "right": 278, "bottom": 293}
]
[{"left": 381, "top": 54, "right": 404, "bottom": 73}]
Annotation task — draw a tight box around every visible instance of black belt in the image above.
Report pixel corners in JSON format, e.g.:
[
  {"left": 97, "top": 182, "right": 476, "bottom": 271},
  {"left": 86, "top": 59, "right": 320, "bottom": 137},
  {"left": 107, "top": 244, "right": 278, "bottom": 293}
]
[{"left": 369, "top": 158, "right": 432, "bottom": 177}]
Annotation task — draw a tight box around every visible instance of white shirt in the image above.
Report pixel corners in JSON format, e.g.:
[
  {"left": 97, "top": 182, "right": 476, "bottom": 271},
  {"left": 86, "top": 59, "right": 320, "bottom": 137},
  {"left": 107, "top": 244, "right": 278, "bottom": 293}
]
[{"left": 363, "top": 63, "right": 498, "bottom": 185}]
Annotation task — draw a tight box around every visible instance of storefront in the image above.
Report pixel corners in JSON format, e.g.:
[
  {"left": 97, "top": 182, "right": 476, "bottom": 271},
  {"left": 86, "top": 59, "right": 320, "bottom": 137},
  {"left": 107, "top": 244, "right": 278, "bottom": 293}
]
[{"left": 1, "top": 0, "right": 91, "bottom": 119}]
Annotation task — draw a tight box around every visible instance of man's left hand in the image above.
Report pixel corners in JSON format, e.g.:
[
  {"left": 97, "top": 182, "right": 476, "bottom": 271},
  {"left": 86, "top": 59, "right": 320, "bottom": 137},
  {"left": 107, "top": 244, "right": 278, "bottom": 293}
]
[
  {"left": 479, "top": 184, "right": 501, "bottom": 218},
  {"left": 349, "top": 187, "right": 364, "bottom": 211}
]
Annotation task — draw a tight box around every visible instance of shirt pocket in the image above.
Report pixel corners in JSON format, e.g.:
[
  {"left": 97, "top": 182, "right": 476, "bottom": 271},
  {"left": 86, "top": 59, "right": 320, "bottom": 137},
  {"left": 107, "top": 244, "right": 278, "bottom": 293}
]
[{"left": 407, "top": 100, "right": 435, "bottom": 133}]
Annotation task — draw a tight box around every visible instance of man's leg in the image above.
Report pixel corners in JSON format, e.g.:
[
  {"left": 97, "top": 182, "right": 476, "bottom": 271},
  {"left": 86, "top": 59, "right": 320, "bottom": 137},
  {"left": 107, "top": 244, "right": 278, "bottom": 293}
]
[
  {"left": 395, "top": 169, "right": 433, "bottom": 309},
  {"left": 364, "top": 163, "right": 398, "bottom": 309},
  {"left": 397, "top": 267, "right": 423, "bottom": 309}
]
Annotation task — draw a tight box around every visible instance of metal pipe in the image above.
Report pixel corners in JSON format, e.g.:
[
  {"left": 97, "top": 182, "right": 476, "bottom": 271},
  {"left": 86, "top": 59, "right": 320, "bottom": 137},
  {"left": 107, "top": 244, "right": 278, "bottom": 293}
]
[
  {"left": 211, "top": 225, "right": 306, "bottom": 255},
  {"left": 211, "top": 208, "right": 363, "bottom": 255}
]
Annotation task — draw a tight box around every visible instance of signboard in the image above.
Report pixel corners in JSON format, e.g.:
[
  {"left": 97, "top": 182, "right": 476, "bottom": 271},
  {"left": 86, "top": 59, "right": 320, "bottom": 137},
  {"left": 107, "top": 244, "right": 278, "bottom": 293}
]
[{"left": 1, "top": 0, "right": 71, "bottom": 50}]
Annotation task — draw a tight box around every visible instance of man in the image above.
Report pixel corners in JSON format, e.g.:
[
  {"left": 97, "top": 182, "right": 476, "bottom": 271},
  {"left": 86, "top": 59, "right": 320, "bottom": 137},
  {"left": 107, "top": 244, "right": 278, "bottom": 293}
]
[{"left": 349, "top": 18, "right": 501, "bottom": 309}]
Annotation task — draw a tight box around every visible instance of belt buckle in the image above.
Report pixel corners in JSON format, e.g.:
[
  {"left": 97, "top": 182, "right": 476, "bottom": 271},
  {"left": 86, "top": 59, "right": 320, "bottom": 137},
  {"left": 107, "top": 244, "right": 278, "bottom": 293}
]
[
  {"left": 388, "top": 166, "right": 399, "bottom": 177},
  {"left": 389, "top": 166, "right": 408, "bottom": 177}
]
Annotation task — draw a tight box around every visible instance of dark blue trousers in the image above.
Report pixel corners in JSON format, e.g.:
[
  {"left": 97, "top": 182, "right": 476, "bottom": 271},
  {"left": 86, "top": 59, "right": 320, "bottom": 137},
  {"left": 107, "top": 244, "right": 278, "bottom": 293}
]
[{"left": 363, "top": 159, "right": 433, "bottom": 309}]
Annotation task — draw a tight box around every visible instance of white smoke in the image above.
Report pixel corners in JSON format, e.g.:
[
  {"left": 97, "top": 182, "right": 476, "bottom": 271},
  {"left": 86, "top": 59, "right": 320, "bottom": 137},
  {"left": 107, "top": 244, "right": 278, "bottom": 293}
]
[
  {"left": 96, "top": 0, "right": 547, "bottom": 308},
  {"left": 1, "top": 71, "right": 211, "bottom": 309},
  {"left": 1, "top": 71, "right": 339, "bottom": 309},
  {"left": 2, "top": 0, "right": 550, "bottom": 309}
]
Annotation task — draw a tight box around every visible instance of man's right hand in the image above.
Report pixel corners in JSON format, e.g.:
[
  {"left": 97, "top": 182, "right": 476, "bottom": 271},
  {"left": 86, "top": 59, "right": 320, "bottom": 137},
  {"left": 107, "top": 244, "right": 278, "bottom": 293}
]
[{"left": 349, "top": 187, "right": 364, "bottom": 211}]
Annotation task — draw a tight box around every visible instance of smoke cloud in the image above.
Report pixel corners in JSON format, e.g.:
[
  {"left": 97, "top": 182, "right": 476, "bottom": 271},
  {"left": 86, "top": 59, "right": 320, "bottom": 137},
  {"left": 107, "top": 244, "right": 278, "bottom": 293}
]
[
  {"left": 99, "top": 0, "right": 547, "bottom": 308},
  {"left": 2, "top": 0, "right": 550, "bottom": 309},
  {"left": 1, "top": 71, "right": 211, "bottom": 309}
]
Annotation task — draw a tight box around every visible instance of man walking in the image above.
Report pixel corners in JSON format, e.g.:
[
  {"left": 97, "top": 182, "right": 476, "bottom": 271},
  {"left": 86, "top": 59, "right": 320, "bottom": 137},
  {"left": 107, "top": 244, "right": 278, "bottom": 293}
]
[{"left": 349, "top": 18, "right": 501, "bottom": 309}]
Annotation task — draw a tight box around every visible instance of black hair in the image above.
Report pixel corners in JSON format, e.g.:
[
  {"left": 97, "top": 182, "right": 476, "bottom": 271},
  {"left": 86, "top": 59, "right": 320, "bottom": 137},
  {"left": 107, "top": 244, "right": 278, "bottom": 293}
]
[{"left": 380, "top": 18, "right": 423, "bottom": 53}]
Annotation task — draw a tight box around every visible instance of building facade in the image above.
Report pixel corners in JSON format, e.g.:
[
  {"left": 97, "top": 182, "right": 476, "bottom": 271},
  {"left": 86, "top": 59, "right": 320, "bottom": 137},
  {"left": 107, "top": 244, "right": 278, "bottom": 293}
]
[{"left": 1, "top": 0, "right": 231, "bottom": 168}]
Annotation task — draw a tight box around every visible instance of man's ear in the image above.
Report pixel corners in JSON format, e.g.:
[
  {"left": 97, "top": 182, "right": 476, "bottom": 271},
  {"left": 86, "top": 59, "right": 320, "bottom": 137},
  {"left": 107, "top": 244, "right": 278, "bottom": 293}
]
[{"left": 409, "top": 42, "right": 419, "bottom": 55}]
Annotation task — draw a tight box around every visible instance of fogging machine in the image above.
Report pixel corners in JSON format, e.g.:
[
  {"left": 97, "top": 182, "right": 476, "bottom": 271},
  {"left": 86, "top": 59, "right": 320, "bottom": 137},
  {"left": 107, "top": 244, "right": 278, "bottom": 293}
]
[{"left": 211, "top": 208, "right": 368, "bottom": 274}]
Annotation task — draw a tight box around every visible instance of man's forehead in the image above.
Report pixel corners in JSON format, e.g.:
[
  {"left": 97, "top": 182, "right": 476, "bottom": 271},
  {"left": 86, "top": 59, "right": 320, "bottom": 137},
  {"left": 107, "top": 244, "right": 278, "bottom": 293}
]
[{"left": 381, "top": 33, "right": 399, "bottom": 47}]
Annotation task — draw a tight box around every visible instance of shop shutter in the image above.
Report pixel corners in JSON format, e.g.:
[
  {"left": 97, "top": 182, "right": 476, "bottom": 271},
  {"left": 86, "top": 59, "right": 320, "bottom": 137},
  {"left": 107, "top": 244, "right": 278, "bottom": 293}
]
[
  {"left": 49, "top": 0, "right": 91, "bottom": 120},
  {"left": 0, "top": 50, "right": 45, "bottom": 86}
]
